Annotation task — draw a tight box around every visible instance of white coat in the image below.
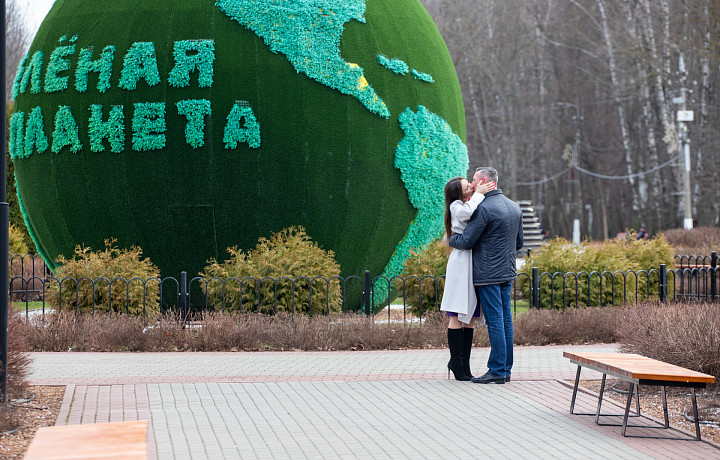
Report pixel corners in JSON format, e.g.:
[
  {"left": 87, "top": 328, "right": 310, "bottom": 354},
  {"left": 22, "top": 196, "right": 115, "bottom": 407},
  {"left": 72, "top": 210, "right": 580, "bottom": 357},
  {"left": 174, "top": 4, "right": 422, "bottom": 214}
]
[{"left": 440, "top": 192, "right": 484, "bottom": 324}]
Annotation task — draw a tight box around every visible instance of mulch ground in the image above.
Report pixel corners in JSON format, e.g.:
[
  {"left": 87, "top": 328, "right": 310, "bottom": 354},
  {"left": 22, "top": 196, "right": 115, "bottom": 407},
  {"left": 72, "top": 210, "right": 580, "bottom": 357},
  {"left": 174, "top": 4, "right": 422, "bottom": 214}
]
[
  {"left": 579, "top": 379, "right": 720, "bottom": 443},
  {"left": 0, "top": 386, "right": 64, "bottom": 459}
]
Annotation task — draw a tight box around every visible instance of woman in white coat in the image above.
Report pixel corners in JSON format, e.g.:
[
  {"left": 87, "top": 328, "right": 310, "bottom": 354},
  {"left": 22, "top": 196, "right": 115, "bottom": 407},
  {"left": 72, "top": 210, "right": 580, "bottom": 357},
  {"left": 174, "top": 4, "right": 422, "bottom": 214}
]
[{"left": 441, "top": 176, "right": 494, "bottom": 380}]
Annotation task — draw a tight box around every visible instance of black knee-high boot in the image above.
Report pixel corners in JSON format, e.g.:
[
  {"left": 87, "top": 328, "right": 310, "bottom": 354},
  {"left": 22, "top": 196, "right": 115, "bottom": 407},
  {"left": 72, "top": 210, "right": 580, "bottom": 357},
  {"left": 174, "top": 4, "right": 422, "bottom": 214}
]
[
  {"left": 447, "top": 328, "right": 470, "bottom": 381},
  {"left": 461, "top": 327, "right": 474, "bottom": 379}
]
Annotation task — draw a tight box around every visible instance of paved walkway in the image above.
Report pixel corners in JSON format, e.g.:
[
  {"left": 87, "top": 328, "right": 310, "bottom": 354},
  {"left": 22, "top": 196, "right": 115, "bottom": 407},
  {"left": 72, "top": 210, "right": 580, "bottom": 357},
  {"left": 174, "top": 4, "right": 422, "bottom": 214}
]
[{"left": 28, "top": 344, "right": 719, "bottom": 459}]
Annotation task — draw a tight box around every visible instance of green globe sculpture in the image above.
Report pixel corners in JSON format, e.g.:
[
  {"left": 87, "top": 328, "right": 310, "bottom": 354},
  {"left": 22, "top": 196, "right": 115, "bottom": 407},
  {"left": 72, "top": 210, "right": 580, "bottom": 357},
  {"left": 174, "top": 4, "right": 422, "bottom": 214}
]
[{"left": 9, "top": 0, "right": 468, "bottom": 302}]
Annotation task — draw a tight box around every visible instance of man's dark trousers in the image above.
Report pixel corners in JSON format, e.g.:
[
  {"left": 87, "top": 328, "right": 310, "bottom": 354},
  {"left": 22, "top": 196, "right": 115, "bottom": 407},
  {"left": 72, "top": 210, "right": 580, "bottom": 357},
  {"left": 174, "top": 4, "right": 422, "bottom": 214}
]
[{"left": 477, "top": 281, "right": 513, "bottom": 377}]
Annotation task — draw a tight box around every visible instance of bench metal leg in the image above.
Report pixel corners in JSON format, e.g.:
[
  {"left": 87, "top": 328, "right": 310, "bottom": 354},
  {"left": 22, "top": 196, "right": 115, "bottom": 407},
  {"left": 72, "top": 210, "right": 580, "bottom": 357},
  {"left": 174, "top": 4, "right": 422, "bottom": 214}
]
[
  {"left": 692, "top": 388, "right": 701, "bottom": 440},
  {"left": 621, "top": 383, "right": 635, "bottom": 436},
  {"left": 595, "top": 374, "right": 606, "bottom": 424},
  {"left": 570, "top": 368, "right": 641, "bottom": 419},
  {"left": 662, "top": 386, "right": 669, "bottom": 428},
  {"left": 569, "top": 365, "right": 581, "bottom": 414},
  {"left": 618, "top": 384, "right": 702, "bottom": 441}
]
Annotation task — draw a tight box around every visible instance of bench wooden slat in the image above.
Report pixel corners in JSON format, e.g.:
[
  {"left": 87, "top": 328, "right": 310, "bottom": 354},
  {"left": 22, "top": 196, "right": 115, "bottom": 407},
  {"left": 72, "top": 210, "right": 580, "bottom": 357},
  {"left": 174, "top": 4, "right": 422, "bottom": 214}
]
[
  {"left": 563, "top": 352, "right": 716, "bottom": 384},
  {"left": 25, "top": 420, "right": 148, "bottom": 460}
]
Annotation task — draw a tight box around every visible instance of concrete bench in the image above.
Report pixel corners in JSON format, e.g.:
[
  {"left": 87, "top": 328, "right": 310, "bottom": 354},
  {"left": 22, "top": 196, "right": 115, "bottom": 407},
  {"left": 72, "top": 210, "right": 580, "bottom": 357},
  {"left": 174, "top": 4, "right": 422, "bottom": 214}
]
[
  {"left": 25, "top": 420, "right": 148, "bottom": 459},
  {"left": 563, "top": 351, "right": 715, "bottom": 440}
]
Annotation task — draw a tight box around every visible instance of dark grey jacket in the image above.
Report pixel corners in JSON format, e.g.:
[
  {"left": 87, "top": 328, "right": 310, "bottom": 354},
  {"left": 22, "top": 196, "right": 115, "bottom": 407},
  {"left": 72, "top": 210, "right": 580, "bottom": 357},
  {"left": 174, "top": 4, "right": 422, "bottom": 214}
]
[{"left": 448, "top": 189, "right": 523, "bottom": 285}]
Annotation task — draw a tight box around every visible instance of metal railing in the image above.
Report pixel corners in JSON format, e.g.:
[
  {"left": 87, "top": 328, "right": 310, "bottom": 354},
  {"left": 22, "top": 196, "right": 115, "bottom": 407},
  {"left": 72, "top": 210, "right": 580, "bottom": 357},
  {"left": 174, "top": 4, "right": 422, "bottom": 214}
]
[
  {"left": 7, "top": 252, "right": 719, "bottom": 322},
  {"left": 674, "top": 252, "right": 718, "bottom": 269}
]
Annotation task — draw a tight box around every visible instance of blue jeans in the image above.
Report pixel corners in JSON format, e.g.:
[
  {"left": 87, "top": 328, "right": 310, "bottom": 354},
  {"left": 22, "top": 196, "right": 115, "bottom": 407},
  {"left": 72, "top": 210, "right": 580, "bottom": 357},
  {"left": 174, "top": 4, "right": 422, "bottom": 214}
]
[{"left": 476, "top": 282, "right": 513, "bottom": 376}]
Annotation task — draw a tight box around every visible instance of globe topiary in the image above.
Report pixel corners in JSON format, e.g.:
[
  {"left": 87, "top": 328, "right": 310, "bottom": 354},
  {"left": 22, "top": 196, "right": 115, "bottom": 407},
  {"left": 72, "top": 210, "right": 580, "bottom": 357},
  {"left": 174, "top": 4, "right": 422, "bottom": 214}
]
[
  {"left": 10, "top": 0, "right": 468, "bottom": 308},
  {"left": 201, "top": 226, "right": 343, "bottom": 315}
]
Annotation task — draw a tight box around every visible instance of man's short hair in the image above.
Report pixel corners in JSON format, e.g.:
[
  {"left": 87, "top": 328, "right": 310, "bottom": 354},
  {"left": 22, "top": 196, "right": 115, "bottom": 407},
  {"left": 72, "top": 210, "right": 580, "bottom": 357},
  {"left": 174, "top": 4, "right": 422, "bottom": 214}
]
[{"left": 475, "top": 167, "right": 498, "bottom": 183}]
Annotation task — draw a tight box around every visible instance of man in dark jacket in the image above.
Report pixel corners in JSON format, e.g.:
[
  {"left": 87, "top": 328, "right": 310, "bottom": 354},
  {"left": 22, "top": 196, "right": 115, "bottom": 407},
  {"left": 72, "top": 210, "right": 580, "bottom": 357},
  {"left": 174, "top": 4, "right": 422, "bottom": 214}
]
[{"left": 449, "top": 167, "right": 523, "bottom": 384}]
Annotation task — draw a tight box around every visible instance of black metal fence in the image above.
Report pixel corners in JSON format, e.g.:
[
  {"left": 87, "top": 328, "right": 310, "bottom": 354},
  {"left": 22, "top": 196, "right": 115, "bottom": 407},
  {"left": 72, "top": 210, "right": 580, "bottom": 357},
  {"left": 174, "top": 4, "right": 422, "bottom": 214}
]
[{"left": 7, "top": 252, "right": 719, "bottom": 322}]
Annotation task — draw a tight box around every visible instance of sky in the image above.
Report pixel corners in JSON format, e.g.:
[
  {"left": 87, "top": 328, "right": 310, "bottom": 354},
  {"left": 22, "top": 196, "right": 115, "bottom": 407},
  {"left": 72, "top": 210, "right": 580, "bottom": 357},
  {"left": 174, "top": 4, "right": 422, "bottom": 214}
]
[{"left": 24, "top": 0, "right": 55, "bottom": 36}]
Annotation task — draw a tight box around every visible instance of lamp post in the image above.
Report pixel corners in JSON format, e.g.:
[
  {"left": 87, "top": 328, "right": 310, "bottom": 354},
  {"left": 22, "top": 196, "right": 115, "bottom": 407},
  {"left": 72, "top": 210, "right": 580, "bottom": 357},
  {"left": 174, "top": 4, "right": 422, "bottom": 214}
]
[
  {"left": 556, "top": 102, "right": 583, "bottom": 244},
  {"left": 1, "top": 0, "right": 10, "bottom": 402},
  {"left": 676, "top": 53, "right": 694, "bottom": 230}
]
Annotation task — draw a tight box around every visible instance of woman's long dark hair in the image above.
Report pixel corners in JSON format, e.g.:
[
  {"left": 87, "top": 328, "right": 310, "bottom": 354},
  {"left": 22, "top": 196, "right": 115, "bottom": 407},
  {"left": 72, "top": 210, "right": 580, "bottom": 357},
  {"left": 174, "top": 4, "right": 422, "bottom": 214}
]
[{"left": 444, "top": 177, "right": 465, "bottom": 244}]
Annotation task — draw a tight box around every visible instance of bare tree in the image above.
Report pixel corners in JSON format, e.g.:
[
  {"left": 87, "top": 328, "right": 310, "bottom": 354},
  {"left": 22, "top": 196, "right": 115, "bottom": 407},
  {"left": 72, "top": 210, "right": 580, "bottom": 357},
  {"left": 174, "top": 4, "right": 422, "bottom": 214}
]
[
  {"left": 5, "top": 0, "right": 32, "bottom": 98},
  {"left": 422, "top": 0, "right": 719, "bottom": 238}
]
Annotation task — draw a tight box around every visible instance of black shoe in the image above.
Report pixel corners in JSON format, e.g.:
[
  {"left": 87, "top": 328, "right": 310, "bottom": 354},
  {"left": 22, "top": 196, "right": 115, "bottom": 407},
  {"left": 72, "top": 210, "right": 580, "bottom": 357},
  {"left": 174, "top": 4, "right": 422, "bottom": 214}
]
[
  {"left": 447, "top": 328, "right": 471, "bottom": 381},
  {"left": 447, "top": 360, "right": 470, "bottom": 381},
  {"left": 505, "top": 375, "right": 511, "bottom": 382},
  {"left": 471, "top": 372, "right": 506, "bottom": 384}
]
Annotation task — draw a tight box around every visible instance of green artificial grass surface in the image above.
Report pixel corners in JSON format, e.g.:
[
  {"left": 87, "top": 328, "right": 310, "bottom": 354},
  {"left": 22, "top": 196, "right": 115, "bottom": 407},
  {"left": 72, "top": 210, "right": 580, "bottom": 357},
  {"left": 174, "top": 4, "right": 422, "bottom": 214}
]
[{"left": 11, "top": 0, "right": 466, "bottom": 308}]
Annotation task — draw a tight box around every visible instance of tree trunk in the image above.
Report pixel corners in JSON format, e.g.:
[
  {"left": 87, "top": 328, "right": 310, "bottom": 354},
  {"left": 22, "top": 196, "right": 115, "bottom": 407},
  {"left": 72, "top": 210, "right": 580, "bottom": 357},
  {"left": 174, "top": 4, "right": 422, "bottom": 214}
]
[{"left": 598, "top": 0, "right": 639, "bottom": 214}]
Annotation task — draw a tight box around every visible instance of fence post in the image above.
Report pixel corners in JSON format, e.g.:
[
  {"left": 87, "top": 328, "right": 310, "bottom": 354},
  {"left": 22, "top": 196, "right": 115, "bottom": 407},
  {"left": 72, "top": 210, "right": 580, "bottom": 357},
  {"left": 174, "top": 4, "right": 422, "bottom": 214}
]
[
  {"left": 363, "top": 270, "right": 371, "bottom": 315},
  {"left": 180, "top": 271, "right": 188, "bottom": 321},
  {"left": 711, "top": 251, "right": 717, "bottom": 301},
  {"left": 659, "top": 264, "right": 667, "bottom": 303},
  {"left": 532, "top": 267, "right": 539, "bottom": 309}
]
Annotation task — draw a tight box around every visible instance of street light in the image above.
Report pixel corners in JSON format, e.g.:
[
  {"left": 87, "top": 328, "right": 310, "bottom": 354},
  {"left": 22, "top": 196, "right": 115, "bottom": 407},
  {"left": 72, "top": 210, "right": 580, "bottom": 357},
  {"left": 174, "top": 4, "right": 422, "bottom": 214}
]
[
  {"left": 676, "top": 52, "right": 694, "bottom": 230},
  {"left": 1, "top": 0, "right": 10, "bottom": 402},
  {"left": 556, "top": 102, "right": 583, "bottom": 244}
]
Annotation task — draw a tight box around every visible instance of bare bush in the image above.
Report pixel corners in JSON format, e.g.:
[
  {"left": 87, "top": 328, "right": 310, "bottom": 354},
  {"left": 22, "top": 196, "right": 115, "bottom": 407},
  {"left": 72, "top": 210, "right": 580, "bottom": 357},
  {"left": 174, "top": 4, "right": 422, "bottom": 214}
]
[
  {"left": 23, "top": 306, "right": 634, "bottom": 352},
  {"left": 660, "top": 227, "right": 720, "bottom": 255},
  {"left": 0, "top": 310, "right": 33, "bottom": 433},
  {"left": 513, "top": 307, "right": 620, "bottom": 345},
  {"left": 617, "top": 302, "right": 720, "bottom": 381}
]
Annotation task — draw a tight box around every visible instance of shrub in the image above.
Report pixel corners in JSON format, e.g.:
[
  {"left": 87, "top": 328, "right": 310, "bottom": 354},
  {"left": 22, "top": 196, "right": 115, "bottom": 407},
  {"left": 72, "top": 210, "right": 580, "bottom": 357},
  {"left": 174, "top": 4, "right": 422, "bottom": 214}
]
[
  {"left": 9, "top": 224, "right": 29, "bottom": 256},
  {"left": 46, "top": 239, "right": 160, "bottom": 316},
  {"left": 21, "top": 306, "right": 630, "bottom": 352},
  {"left": 201, "top": 226, "right": 342, "bottom": 315},
  {"left": 519, "top": 236, "right": 675, "bottom": 308},
  {"left": 5, "top": 310, "right": 31, "bottom": 398},
  {"left": 394, "top": 239, "right": 448, "bottom": 315},
  {"left": 659, "top": 227, "right": 720, "bottom": 254},
  {"left": 24, "top": 311, "right": 452, "bottom": 352},
  {"left": 617, "top": 302, "right": 720, "bottom": 381},
  {"left": 0, "top": 310, "right": 33, "bottom": 432},
  {"left": 513, "top": 306, "right": 620, "bottom": 345}
]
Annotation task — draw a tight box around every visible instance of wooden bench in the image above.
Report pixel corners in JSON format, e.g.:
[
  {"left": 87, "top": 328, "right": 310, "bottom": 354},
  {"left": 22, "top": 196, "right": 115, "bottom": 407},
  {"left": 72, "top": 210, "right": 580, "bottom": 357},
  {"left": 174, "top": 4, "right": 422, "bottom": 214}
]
[
  {"left": 563, "top": 351, "right": 716, "bottom": 441},
  {"left": 25, "top": 420, "right": 148, "bottom": 459}
]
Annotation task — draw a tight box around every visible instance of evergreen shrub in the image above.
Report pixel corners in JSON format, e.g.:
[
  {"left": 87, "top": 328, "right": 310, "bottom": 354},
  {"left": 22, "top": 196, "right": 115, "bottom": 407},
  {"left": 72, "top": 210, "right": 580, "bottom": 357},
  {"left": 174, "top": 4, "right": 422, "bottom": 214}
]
[
  {"left": 9, "top": 224, "right": 29, "bottom": 255},
  {"left": 9, "top": 224, "right": 30, "bottom": 284},
  {"left": 201, "top": 226, "right": 342, "bottom": 315},
  {"left": 394, "top": 239, "right": 447, "bottom": 315},
  {"left": 519, "top": 236, "right": 675, "bottom": 309},
  {"left": 46, "top": 239, "right": 160, "bottom": 316}
]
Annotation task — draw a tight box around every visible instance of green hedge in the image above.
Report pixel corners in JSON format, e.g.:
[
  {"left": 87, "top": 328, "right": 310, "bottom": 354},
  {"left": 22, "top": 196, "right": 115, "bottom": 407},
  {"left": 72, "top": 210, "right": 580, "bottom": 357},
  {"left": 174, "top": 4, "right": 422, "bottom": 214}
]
[
  {"left": 201, "top": 226, "right": 342, "bottom": 315},
  {"left": 519, "top": 236, "right": 676, "bottom": 308},
  {"left": 46, "top": 239, "right": 160, "bottom": 316}
]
